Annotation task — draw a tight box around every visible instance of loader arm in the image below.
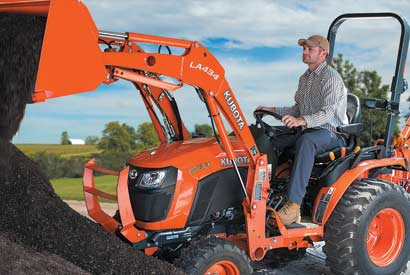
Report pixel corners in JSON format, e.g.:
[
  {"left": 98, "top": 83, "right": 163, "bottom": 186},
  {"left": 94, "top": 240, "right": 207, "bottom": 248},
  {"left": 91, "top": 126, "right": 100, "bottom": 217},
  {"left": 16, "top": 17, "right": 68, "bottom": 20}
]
[{"left": 118, "top": 40, "right": 191, "bottom": 142}]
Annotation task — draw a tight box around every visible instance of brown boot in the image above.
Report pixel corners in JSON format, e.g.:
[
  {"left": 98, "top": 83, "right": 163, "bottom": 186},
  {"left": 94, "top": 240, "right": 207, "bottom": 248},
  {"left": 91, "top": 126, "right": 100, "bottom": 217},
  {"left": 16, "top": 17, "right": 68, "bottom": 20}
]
[{"left": 277, "top": 201, "right": 301, "bottom": 225}]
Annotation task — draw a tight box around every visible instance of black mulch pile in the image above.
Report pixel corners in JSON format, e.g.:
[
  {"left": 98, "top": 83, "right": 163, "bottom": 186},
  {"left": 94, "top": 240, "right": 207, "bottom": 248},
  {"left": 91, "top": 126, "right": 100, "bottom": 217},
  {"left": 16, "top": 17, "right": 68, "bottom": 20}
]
[
  {"left": 0, "top": 13, "right": 185, "bottom": 275},
  {"left": 0, "top": 233, "right": 90, "bottom": 275},
  {"left": 0, "top": 143, "right": 184, "bottom": 275},
  {"left": 0, "top": 14, "right": 42, "bottom": 143}
]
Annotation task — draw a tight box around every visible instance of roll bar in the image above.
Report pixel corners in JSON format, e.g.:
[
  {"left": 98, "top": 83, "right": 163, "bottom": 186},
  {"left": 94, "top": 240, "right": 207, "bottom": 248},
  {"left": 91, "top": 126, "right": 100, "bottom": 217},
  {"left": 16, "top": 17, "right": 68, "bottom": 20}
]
[{"left": 327, "top": 13, "right": 410, "bottom": 157}]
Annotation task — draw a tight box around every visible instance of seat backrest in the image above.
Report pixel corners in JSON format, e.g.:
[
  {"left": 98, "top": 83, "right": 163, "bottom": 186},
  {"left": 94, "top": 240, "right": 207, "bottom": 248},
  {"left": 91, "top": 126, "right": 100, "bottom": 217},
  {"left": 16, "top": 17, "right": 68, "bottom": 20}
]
[{"left": 347, "top": 93, "right": 360, "bottom": 124}]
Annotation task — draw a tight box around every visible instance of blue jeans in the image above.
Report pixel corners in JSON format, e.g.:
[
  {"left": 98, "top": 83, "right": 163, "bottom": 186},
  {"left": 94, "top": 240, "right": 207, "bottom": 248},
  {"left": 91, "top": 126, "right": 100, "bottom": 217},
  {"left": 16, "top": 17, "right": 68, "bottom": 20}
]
[{"left": 273, "top": 128, "right": 346, "bottom": 205}]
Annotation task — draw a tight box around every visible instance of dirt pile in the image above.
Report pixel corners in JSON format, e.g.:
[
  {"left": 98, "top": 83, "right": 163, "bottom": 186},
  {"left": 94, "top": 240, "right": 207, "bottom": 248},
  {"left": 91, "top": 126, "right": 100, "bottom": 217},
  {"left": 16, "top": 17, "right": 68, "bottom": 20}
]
[
  {"left": 0, "top": 14, "right": 43, "bottom": 143},
  {"left": 0, "top": 143, "right": 184, "bottom": 274},
  {"left": 0, "top": 234, "right": 90, "bottom": 275},
  {"left": 0, "top": 13, "right": 184, "bottom": 275}
]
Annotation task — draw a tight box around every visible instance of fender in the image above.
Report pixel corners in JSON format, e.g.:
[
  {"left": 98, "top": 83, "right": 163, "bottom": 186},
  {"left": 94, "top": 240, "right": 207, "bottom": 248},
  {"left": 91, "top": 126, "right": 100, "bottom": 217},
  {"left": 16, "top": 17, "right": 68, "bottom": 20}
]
[{"left": 313, "top": 157, "right": 407, "bottom": 225}]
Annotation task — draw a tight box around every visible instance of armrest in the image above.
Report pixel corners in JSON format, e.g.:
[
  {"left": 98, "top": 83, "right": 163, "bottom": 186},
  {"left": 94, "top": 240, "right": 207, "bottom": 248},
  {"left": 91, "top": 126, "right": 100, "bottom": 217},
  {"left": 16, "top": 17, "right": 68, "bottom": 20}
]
[{"left": 337, "top": 123, "right": 363, "bottom": 136}]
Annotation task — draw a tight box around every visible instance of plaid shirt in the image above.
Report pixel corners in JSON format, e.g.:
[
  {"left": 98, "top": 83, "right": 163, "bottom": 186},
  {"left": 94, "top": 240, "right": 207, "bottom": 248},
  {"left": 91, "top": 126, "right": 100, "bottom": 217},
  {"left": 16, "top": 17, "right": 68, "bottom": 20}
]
[{"left": 276, "top": 62, "right": 349, "bottom": 132}]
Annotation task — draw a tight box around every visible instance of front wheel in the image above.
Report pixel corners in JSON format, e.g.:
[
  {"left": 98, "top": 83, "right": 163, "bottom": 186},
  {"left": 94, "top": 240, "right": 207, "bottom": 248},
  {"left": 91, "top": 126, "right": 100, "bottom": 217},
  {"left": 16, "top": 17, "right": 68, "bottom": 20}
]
[
  {"left": 175, "top": 237, "right": 253, "bottom": 275},
  {"left": 324, "top": 179, "right": 410, "bottom": 275}
]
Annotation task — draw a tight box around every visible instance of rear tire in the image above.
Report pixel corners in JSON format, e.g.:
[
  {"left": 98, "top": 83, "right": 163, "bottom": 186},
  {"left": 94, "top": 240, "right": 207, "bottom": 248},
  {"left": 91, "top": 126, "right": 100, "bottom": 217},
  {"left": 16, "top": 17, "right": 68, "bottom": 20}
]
[
  {"left": 324, "top": 179, "right": 410, "bottom": 275},
  {"left": 175, "top": 237, "right": 253, "bottom": 275}
]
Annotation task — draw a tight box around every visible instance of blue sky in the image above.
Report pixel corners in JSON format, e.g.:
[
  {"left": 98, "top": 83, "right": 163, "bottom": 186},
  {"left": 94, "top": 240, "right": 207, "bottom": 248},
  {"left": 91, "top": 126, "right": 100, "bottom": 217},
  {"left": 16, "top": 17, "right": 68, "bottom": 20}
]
[{"left": 13, "top": 0, "right": 410, "bottom": 144}]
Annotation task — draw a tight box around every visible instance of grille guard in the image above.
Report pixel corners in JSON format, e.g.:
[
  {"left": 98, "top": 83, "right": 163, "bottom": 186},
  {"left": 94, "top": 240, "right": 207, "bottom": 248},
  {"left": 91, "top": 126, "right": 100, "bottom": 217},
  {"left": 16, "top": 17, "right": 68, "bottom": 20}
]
[{"left": 83, "top": 159, "right": 148, "bottom": 244}]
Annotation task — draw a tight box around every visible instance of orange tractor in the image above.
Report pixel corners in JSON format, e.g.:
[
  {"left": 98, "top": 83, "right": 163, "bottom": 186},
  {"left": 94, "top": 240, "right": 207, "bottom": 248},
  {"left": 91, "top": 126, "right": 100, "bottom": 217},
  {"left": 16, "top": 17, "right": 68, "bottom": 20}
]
[{"left": 2, "top": 1, "right": 410, "bottom": 274}]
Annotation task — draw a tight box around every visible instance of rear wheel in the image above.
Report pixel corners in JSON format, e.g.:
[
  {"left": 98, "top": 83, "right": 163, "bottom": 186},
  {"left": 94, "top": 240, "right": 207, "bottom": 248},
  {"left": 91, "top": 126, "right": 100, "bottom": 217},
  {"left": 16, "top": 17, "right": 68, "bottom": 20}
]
[
  {"left": 324, "top": 179, "right": 410, "bottom": 275},
  {"left": 175, "top": 237, "right": 253, "bottom": 275}
]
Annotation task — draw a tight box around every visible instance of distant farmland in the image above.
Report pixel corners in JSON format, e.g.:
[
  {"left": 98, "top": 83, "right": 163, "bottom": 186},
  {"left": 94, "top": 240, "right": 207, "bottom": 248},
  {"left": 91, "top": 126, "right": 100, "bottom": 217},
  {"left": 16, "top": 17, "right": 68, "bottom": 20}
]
[
  {"left": 50, "top": 175, "right": 117, "bottom": 202},
  {"left": 16, "top": 144, "right": 101, "bottom": 158}
]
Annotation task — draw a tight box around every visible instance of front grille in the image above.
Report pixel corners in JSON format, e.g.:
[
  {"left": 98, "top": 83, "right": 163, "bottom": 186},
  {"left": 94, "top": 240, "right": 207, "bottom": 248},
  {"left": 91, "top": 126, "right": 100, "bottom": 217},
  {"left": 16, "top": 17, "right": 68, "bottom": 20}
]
[{"left": 127, "top": 166, "right": 177, "bottom": 222}]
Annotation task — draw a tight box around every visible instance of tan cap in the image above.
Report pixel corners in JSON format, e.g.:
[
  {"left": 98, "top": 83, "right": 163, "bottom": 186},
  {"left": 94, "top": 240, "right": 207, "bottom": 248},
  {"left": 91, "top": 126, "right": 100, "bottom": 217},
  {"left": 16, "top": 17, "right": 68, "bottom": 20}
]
[{"left": 298, "top": 35, "right": 329, "bottom": 52}]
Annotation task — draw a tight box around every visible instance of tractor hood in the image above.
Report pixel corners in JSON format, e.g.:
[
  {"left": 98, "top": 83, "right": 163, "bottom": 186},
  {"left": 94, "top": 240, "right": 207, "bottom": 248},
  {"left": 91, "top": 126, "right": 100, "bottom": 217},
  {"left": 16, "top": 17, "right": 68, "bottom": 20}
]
[{"left": 128, "top": 137, "right": 249, "bottom": 175}]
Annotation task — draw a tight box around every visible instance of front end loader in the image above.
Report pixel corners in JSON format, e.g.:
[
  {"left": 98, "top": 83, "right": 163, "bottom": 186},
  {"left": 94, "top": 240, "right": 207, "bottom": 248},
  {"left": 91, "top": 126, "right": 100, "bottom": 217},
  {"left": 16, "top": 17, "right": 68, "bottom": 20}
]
[{"left": 3, "top": 1, "right": 410, "bottom": 274}]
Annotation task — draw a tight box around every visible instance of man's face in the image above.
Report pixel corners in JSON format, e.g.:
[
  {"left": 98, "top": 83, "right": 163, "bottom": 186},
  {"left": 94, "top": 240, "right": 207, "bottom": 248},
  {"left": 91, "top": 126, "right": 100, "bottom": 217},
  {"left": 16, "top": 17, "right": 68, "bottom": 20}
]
[{"left": 302, "top": 45, "right": 325, "bottom": 65}]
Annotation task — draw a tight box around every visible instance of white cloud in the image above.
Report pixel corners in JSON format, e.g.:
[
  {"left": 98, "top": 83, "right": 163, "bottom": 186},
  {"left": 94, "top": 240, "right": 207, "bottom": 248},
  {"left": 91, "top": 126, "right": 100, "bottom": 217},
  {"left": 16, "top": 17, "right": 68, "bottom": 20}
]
[{"left": 83, "top": 0, "right": 410, "bottom": 49}]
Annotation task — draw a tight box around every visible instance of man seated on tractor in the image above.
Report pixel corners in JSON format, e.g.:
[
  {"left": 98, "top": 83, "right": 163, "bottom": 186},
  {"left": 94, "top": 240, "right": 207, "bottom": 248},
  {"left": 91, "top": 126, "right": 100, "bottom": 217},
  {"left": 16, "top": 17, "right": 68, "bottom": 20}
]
[{"left": 256, "top": 35, "right": 349, "bottom": 225}]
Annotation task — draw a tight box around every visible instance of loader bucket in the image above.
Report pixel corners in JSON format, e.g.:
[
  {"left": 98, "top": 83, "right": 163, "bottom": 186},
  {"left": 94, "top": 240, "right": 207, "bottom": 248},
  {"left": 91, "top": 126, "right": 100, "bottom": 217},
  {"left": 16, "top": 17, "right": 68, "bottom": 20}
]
[
  {"left": 0, "top": 0, "right": 107, "bottom": 103},
  {"left": 0, "top": 0, "right": 50, "bottom": 16}
]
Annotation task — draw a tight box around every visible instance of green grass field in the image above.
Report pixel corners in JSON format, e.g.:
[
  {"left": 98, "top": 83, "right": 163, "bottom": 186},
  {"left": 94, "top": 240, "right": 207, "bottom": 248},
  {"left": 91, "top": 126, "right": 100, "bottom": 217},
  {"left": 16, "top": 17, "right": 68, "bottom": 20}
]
[
  {"left": 16, "top": 144, "right": 102, "bottom": 158},
  {"left": 50, "top": 175, "right": 117, "bottom": 203}
]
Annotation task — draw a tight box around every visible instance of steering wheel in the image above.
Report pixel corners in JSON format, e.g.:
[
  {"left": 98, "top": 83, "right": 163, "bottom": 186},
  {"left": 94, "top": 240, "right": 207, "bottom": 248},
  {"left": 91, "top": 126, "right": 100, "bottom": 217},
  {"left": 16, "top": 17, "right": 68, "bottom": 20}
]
[{"left": 253, "top": 109, "right": 300, "bottom": 139}]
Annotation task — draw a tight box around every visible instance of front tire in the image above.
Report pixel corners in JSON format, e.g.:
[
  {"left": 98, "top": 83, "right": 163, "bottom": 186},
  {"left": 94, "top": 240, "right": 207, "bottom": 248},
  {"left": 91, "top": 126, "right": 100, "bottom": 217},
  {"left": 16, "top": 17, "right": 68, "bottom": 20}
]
[
  {"left": 324, "top": 179, "right": 410, "bottom": 275},
  {"left": 176, "top": 237, "right": 253, "bottom": 275}
]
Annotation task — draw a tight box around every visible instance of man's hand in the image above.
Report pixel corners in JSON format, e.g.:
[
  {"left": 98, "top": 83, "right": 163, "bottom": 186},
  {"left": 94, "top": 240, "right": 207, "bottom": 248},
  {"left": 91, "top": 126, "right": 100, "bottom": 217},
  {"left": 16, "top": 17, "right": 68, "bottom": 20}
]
[{"left": 282, "top": 115, "right": 306, "bottom": 128}]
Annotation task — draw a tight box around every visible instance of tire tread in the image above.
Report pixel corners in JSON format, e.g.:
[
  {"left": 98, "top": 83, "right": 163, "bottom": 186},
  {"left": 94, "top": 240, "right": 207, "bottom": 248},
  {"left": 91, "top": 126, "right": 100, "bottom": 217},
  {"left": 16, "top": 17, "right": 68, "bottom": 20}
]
[{"left": 324, "top": 179, "right": 410, "bottom": 275}]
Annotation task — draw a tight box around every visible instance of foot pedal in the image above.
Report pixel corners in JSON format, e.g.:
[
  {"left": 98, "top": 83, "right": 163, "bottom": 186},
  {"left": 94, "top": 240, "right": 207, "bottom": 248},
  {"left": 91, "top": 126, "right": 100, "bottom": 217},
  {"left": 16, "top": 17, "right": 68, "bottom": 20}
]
[{"left": 285, "top": 216, "right": 319, "bottom": 229}]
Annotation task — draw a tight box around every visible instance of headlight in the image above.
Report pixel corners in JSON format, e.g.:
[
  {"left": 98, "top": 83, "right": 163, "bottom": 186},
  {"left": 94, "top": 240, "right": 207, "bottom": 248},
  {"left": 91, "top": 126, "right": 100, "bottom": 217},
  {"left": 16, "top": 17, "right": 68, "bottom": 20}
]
[{"left": 136, "top": 170, "right": 166, "bottom": 189}]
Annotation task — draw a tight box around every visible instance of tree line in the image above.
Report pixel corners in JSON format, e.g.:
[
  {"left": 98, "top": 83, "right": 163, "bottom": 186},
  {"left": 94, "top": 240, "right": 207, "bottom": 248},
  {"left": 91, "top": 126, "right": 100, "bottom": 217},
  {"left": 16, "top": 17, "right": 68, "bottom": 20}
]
[
  {"left": 35, "top": 123, "right": 214, "bottom": 178},
  {"left": 333, "top": 54, "right": 399, "bottom": 146}
]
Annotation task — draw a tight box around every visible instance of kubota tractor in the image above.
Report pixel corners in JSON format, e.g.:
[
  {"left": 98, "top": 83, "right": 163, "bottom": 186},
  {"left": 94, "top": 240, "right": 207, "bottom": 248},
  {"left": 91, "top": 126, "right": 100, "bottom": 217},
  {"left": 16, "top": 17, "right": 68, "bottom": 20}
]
[{"left": 3, "top": 1, "right": 410, "bottom": 274}]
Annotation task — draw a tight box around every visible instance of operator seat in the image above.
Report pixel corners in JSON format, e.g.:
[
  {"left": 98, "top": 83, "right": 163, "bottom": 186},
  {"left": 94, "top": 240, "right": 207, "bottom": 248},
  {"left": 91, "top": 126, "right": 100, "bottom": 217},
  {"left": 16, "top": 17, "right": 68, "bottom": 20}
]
[{"left": 314, "top": 93, "right": 362, "bottom": 162}]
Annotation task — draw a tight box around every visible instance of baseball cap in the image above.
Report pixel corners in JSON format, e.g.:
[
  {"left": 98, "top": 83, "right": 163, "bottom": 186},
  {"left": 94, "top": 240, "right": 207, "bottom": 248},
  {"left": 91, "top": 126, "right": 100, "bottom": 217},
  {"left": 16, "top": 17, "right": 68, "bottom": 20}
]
[{"left": 298, "top": 35, "right": 329, "bottom": 52}]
